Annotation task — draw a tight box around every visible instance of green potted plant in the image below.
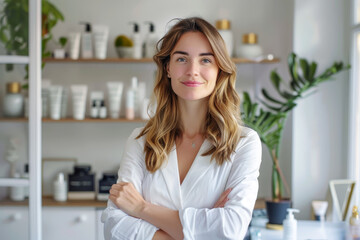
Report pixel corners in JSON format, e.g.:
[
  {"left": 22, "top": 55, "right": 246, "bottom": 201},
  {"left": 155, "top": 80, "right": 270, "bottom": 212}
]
[
  {"left": 53, "top": 36, "right": 68, "bottom": 59},
  {"left": 0, "top": 0, "right": 64, "bottom": 80},
  {"left": 114, "top": 34, "right": 134, "bottom": 58},
  {"left": 241, "top": 52, "right": 350, "bottom": 226}
]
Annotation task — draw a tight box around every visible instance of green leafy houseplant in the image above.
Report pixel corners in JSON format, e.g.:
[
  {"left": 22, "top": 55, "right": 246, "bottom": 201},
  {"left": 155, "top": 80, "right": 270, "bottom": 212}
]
[
  {"left": 241, "top": 53, "right": 350, "bottom": 201},
  {"left": 0, "top": 0, "right": 64, "bottom": 79}
]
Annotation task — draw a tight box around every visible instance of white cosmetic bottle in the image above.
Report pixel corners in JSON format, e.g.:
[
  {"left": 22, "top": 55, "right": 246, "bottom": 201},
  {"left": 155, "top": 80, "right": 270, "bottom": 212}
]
[
  {"left": 80, "top": 22, "right": 93, "bottom": 59},
  {"left": 130, "top": 22, "right": 142, "bottom": 59},
  {"left": 126, "top": 89, "right": 135, "bottom": 120},
  {"left": 130, "top": 76, "right": 139, "bottom": 117},
  {"left": 53, "top": 172, "right": 67, "bottom": 202},
  {"left": 144, "top": 22, "right": 158, "bottom": 58},
  {"left": 283, "top": 208, "right": 300, "bottom": 240},
  {"left": 216, "top": 19, "right": 234, "bottom": 57},
  {"left": 10, "top": 172, "right": 25, "bottom": 201}
]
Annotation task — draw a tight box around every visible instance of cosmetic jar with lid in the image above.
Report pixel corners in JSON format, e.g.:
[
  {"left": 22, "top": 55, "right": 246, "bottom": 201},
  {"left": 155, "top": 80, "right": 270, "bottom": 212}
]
[
  {"left": 10, "top": 172, "right": 25, "bottom": 201},
  {"left": 68, "top": 164, "right": 95, "bottom": 200},
  {"left": 216, "top": 19, "right": 234, "bottom": 57},
  {"left": 97, "top": 172, "right": 117, "bottom": 201},
  {"left": 236, "top": 33, "right": 263, "bottom": 59},
  {"left": 3, "top": 82, "right": 24, "bottom": 117}
]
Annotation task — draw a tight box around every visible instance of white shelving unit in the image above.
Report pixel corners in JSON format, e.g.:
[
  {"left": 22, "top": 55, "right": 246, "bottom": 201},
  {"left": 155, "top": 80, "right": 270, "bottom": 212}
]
[
  {"left": 0, "top": 55, "right": 29, "bottom": 64},
  {"left": 0, "top": 178, "right": 29, "bottom": 187},
  {"left": 0, "top": 0, "right": 42, "bottom": 239}
]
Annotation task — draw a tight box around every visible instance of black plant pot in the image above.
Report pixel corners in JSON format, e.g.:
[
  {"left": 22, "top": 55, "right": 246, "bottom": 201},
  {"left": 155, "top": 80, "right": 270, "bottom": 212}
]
[{"left": 266, "top": 199, "right": 292, "bottom": 225}]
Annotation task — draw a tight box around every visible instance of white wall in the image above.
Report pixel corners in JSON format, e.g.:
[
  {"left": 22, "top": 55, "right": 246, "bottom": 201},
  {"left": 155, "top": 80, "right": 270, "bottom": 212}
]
[
  {"left": 292, "top": 0, "right": 351, "bottom": 219},
  {"left": 0, "top": 0, "right": 294, "bottom": 200}
]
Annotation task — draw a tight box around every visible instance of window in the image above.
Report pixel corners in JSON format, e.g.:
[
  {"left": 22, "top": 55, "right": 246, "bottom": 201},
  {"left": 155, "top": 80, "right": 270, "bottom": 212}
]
[
  {"left": 349, "top": 0, "right": 360, "bottom": 203},
  {"left": 356, "top": 0, "right": 360, "bottom": 24}
]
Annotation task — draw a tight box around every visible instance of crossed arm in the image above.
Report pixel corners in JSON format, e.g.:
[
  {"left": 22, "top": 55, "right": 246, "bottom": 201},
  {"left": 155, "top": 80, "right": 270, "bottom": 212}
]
[
  {"left": 103, "top": 128, "right": 261, "bottom": 240},
  {"left": 109, "top": 182, "right": 232, "bottom": 240}
]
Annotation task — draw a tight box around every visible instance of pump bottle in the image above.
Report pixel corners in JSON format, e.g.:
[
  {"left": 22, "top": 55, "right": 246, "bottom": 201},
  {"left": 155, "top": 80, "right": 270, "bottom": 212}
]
[
  {"left": 283, "top": 208, "right": 299, "bottom": 240},
  {"left": 80, "top": 22, "right": 93, "bottom": 59},
  {"left": 350, "top": 205, "right": 360, "bottom": 239},
  {"left": 144, "top": 22, "right": 158, "bottom": 58},
  {"left": 130, "top": 22, "right": 142, "bottom": 59},
  {"left": 53, "top": 172, "right": 67, "bottom": 202}
]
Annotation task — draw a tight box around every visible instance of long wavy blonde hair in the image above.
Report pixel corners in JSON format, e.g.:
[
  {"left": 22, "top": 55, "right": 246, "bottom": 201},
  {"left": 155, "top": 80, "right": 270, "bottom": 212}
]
[{"left": 137, "top": 17, "right": 242, "bottom": 173}]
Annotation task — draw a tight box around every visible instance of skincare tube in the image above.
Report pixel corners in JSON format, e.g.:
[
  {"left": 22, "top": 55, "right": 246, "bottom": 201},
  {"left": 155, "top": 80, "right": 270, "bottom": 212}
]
[
  {"left": 69, "top": 32, "right": 81, "bottom": 59},
  {"left": 41, "top": 79, "right": 52, "bottom": 118},
  {"left": 41, "top": 88, "right": 49, "bottom": 118},
  {"left": 126, "top": 89, "right": 135, "bottom": 120},
  {"left": 93, "top": 25, "right": 109, "bottom": 59},
  {"left": 61, "top": 88, "right": 68, "bottom": 119},
  {"left": 49, "top": 85, "right": 63, "bottom": 120},
  {"left": 107, "top": 82, "right": 123, "bottom": 119},
  {"left": 71, "top": 85, "right": 88, "bottom": 120},
  {"left": 312, "top": 201, "right": 328, "bottom": 221}
]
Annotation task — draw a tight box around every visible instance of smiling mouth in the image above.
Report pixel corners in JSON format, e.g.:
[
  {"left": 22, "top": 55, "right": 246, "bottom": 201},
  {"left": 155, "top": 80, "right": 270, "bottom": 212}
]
[{"left": 181, "top": 81, "right": 204, "bottom": 87}]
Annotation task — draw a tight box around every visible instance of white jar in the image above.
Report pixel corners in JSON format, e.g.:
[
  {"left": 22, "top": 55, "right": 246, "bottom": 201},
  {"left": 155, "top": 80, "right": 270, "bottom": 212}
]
[
  {"left": 53, "top": 172, "right": 67, "bottom": 202},
  {"left": 10, "top": 172, "right": 25, "bottom": 201},
  {"left": 216, "top": 19, "right": 234, "bottom": 57},
  {"left": 3, "top": 82, "right": 24, "bottom": 117},
  {"left": 236, "top": 33, "right": 263, "bottom": 59}
]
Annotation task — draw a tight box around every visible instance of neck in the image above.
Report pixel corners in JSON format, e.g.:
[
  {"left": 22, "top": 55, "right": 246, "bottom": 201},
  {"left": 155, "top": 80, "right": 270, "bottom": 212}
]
[{"left": 178, "top": 98, "right": 207, "bottom": 137}]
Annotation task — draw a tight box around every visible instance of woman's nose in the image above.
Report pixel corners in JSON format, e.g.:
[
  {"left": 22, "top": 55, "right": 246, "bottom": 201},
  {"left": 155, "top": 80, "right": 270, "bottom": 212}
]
[{"left": 186, "top": 60, "right": 199, "bottom": 76}]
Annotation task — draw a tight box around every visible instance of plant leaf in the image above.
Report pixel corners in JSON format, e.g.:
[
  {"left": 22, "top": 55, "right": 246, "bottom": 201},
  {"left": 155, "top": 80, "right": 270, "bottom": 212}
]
[{"left": 262, "top": 89, "right": 284, "bottom": 105}]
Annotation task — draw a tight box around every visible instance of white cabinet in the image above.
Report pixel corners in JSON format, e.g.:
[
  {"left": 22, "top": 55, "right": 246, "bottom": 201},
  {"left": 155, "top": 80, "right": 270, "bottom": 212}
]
[
  {"left": 43, "top": 207, "right": 96, "bottom": 240},
  {"left": 0, "top": 206, "right": 103, "bottom": 240},
  {"left": 0, "top": 207, "right": 29, "bottom": 240}
]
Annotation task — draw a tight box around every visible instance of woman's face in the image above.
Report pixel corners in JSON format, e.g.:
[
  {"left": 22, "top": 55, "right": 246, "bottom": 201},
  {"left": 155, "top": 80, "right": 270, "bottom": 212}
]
[{"left": 167, "top": 31, "right": 219, "bottom": 101}]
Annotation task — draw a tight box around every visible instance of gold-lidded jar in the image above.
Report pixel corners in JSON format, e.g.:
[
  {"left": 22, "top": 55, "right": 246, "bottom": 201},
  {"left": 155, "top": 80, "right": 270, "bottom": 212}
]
[
  {"left": 236, "top": 32, "right": 263, "bottom": 59},
  {"left": 215, "top": 19, "right": 233, "bottom": 57},
  {"left": 216, "top": 19, "right": 231, "bottom": 30},
  {"left": 242, "top": 33, "right": 258, "bottom": 44},
  {"left": 3, "top": 81, "right": 24, "bottom": 117},
  {"left": 6, "top": 82, "right": 21, "bottom": 94}
]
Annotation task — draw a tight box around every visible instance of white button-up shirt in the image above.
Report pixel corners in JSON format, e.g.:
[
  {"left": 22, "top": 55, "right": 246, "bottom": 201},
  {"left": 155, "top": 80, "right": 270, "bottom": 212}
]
[{"left": 101, "top": 126, "right": 262, "bottom": 240}]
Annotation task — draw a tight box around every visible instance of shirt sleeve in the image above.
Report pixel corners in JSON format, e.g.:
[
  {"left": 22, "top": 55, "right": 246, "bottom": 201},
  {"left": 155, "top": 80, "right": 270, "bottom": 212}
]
[
  {"left": 178, "top": 129, "right": 262, "bottom": 240},
  {"left": 101, "top": 128, "right": 159, "bottom": 240}
]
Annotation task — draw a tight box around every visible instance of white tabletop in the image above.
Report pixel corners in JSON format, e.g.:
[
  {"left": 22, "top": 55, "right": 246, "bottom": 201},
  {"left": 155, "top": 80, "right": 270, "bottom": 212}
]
[{"left": 249, "top": 220, "right": 351, "bottom": 240}]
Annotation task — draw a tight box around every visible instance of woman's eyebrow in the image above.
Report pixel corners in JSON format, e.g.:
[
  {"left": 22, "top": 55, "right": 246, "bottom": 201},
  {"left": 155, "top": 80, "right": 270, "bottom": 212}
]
[
  {"left": 172, "top": 51, "right": 188, "bottom": 55},
  {"left": 199, "top": 53, "right": 214, "bottom": 56},
  {"left": 172, "top": 51, "right": 214, "bottom": 57}
]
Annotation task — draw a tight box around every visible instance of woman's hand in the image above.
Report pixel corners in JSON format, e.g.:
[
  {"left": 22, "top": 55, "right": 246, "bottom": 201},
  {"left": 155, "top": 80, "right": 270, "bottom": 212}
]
[
  {"left": 212, "top": 188, "right": 232, "bottom": 208},
  {"left": 109, "top": 182, "right": 146, "bottom": 218}
]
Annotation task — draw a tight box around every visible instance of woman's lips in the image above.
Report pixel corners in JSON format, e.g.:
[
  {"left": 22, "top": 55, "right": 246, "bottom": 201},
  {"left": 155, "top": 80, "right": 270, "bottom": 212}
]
[{"left": 181, "top": 81, "right": 204, "bottom": 87}]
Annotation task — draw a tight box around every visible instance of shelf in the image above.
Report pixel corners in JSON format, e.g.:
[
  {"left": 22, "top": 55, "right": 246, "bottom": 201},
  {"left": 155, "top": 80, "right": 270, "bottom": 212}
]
[
  {"left": 232, "top": 57, "right": 280, "bottom": 64},
  {"left": 0, "top": 55, "right": 29, "bottom": 64},
  {"left": 0, "top": 196, "right": 264, "bottom": 209},
  {"left": 0, "top": 117, "right": 147, "bottom": 123},
  {"left": 44, "top": 57, "right": 280, "bottom": 64},
  {"left": 0, "top": 178, "right": 29, "bottom": 187},
  {"left": 0, "top": 196, "right": 107, "bottom": 208},
  {"left": 44, "top": 58, "right": 154, "bottom": 63}
]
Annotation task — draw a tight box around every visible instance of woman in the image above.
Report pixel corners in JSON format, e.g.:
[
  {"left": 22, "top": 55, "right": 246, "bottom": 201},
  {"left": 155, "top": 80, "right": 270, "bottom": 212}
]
[{"left": 101, "top": 17, "right": 262, "bottom": 240}]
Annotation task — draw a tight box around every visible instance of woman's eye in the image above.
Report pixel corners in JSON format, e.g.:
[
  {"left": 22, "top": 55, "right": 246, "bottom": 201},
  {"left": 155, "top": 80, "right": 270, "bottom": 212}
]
[
  {"left": 202, "top": 58, "right": 212, "bottom": 64},
  {"left": 176, "top": 57, "right": 186, "bottom": 62}
]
